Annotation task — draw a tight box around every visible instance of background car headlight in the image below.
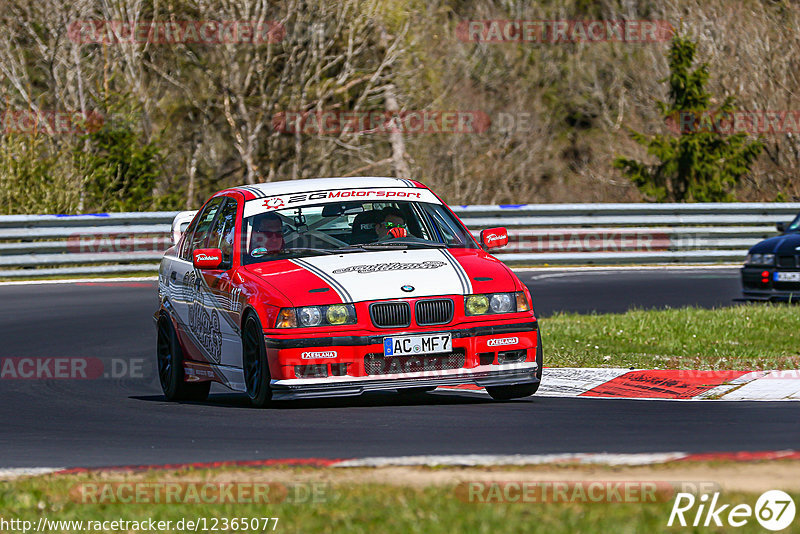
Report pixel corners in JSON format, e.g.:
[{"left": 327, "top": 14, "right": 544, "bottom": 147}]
[
  {"left": 746, "top": 253, "right": 775, "bottom": 266},
  {"left": 490, "top": 293, "right": 513, "bottom": 313},
  {"left": 298, "top": 306, "right": 322, "bottom": 327},
  {"left": 465, "top": 292, "right": 529, "bottom": 315}
]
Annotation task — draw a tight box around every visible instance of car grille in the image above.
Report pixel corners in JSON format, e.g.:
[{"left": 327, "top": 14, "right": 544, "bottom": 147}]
[
  {"left": 369, "top": 302, "right": 411, "bottom": 328},
  {"left": 363, "top": 349, "right": 466, "bottom": 375},
  {"left": 777, "top": 255, "right": 799, "bottom": 268},
  {"left": 415, "top": 298, "right": 454, "bottom": 326}
]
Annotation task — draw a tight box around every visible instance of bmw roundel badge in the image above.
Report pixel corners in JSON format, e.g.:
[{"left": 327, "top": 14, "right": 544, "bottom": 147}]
[{"left": 401, "top": 285, "right": 415, "bottom": 292}]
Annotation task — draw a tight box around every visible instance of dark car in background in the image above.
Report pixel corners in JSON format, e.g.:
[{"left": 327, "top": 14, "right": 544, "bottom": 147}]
[{"left": 742, "top": 212, "right": 800, "bottom": 301}]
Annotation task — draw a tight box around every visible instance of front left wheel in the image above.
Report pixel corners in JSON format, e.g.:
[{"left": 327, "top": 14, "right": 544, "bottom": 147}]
[
  {"left": 157, "top": 314, "right": 210, "bottom": 401},
  {"left": 485, "top": 335, "right": 543, "bottom": 401},
  {"left": 243, "top": 314, "right": 272, "bottom": 408}
]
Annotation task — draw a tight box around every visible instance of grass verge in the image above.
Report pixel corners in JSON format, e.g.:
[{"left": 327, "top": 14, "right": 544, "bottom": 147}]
[
  {"left": 2, "top": 465, "right": 799, "bottom": 533},
  {"left": 541, "top": 303, "right": 800, "bottom": 370}
]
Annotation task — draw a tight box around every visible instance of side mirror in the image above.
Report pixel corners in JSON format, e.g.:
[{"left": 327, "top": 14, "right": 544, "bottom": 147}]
[
  {"left": 193, "top": 248, "right": 223, "bottom": 269},
  {"left": 480, "top": 227, "right": 509, "bottom": 250},
  {"left": 777, "top": 221, "right": 786, "bottom": 233}
]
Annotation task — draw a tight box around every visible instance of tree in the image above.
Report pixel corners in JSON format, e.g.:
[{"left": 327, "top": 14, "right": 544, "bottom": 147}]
[
  {"left": 613, "top": 35, "right": 763, "bottom": 202},
  {"left": 74, "top": 116, "right": 164, "bottom": 213}
]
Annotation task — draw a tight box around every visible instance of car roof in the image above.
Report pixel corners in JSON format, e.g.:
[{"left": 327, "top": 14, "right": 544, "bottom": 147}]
[{"left": 224, "top": 176, "right": 422, "bottom": 200}]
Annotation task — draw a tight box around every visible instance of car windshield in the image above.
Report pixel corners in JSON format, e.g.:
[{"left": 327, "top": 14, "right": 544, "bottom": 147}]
[{"left": 241, "top": 200, "right": 477, "bottom": 264}]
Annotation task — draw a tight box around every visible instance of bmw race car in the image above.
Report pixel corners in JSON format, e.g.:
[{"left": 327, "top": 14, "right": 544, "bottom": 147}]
[
  {"left": 741, "top": 211, "right": 800, "bottom": 301},
  {"left": 155, "top": 177, "right": 541, "bottom": 405}
]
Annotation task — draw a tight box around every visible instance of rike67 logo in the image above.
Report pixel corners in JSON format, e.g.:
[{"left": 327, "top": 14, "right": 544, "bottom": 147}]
[{"left": 668, "top": 490, "right": 796, "bottom": 531}]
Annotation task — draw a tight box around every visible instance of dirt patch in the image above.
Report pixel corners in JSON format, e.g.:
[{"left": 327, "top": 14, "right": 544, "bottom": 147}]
[{"left": 20, "top": 461, "right": 800, "bottom": 493}]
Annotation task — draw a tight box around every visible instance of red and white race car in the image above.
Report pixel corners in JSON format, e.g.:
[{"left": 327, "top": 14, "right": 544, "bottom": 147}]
[{"left": 155, "top": 177, "right": 541, "bottom": 405}]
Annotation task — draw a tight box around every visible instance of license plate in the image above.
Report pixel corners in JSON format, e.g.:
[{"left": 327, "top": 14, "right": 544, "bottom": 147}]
[
  {"left": 383, "top": 334, "right": 452, "bottom": 357},
  {"left": 774, "top": 272, "right": 800, "bottom": 282}
]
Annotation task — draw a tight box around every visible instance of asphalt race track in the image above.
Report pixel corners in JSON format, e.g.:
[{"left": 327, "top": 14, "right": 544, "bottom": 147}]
[
  {"left": 518, "top": 267, "right": 743, "bottom": 315},
  {"left": 2, "top": 267, "right": 798, "bottom": 469}
]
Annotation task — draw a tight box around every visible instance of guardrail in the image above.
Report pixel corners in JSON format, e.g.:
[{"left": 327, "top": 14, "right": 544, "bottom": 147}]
[{"left": 1, "top": 203, "right": 798, "bottom": 277}]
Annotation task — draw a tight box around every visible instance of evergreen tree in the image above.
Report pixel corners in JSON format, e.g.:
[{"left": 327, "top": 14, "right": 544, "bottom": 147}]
[{"left": 613, "top": 35, "right": 763, "bottom": 202}]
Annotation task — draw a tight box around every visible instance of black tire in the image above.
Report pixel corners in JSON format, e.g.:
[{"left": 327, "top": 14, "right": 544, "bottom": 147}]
[
  {"left": 485, "top": 333, "right": 543, "bottom": 401},
  {"left": 397, "top": 386, "right": 436, "bottom": 395},
  {"left": 486, "top": 382, "right": 538, "bottom": 401},
  {"left": 243, "top": 314, "right": 272, "bottom": 407},
  {"left": 157, "top": 314, "right": 211, "bottom": 401}
]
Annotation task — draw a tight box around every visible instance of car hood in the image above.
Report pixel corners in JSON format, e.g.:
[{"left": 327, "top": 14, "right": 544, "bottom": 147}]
[
  {"left": 243, "top": 248, "right": 515, "bottom": 306},
  {"left": 749, "top": 233, "right": 800, "bottom": 254}
]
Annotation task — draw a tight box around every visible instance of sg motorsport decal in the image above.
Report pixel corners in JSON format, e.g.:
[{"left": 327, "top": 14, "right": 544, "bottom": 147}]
[
  {"left": 183, "top": 271, "right": 223, "bottom": 363},
  {"left": 332, "top": 261, "right": 446, "bottom": 274},
  {"left": 242, "top": 187, "right": 440, "bottom": 217},
  {"left": 267, "top": 189, "right": 422, "bottom": 206}
]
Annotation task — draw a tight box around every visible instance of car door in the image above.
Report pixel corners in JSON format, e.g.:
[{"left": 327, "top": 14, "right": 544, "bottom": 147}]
[
  {"left": 171, "top": 197, "right": 225, "bottom": 363},
  {"left": 197, "top": 197, "right": 245, "bottom": 370}
]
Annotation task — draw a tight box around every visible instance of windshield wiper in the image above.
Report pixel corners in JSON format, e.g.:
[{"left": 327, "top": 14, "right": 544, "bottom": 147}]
[
  {"left": 352, "top": 242, "right": 408, "bottom": 250},
  {"left": 280, "top": 247, "right": 337, "bottom": 256},
  {"left": 350, "top": 240, "right": 448, "bottom": 250}
]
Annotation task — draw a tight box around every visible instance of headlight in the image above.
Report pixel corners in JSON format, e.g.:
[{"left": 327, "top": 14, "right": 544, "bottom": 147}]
[
  {"left": 746, "top": 253, "right": 774, "bottom": 266},
  {"left": 465, "top": 295, "right": 489, "bottom": 315},
  {"left": 276, "top": 304, "right": 356, "bottom": 328},
  {"left": 326, "top": 305, "right": 349, "bottom": 325},
  {"left": 298, "top": 306, "right": 322, "bottom": 327},
  {"left": 465, "top": 292, "right": 529, "bottom": 316},
  {"left": 490, "top": 293, "right": 513, "bottom": 313}
]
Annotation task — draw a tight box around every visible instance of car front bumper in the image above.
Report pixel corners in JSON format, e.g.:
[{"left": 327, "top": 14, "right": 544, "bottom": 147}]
[{"left": 268, "top": 362, "right": 539, "bottom": 400}]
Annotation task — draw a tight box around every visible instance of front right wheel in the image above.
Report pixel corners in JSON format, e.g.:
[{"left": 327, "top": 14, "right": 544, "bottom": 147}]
[{"left": 243, "top": 314, "right": 272, "bottom": 407}]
